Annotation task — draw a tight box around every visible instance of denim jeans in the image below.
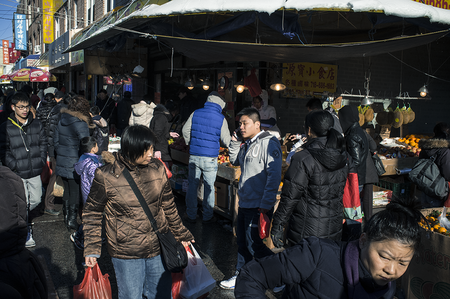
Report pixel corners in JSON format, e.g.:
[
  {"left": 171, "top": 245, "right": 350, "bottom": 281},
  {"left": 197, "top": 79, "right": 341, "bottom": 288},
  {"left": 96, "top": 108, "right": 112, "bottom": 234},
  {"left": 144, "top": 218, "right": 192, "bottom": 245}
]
[
  {"left": 236, "top": 207, "right": 274, "bottom": 271},
  {"left": 111, "top": 255, "right": 172, "bottom": 299},
  {"left": 186, "top": 155, "right": 218, "bottom": 221}
]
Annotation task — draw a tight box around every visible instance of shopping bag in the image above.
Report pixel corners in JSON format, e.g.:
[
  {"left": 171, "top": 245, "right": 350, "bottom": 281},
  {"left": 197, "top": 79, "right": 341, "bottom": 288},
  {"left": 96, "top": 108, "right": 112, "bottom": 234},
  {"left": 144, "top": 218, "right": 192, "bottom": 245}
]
[
  {"left": 41, "top": 156, "right": 52, "bottom": 184},
  {"left": 158, "top": 157, "right": 173, "bottom": 179},
  {"left": 73, "top": 264, "right": 112, "bottom": 299},
  {"left": 52, "top": 176, "right": 64, "bottom": 197},
  {"left": 259, "top": 212, "right": 270, "bottom": 239},
  {"left": 172, "top": 272, "right": 184, "bottom": 299},
  {"left": 343, "top": 173, "right": 362, "bottom": 222},
  {"left": 179, "top": 246, "right": 216, "bottom": 299}
]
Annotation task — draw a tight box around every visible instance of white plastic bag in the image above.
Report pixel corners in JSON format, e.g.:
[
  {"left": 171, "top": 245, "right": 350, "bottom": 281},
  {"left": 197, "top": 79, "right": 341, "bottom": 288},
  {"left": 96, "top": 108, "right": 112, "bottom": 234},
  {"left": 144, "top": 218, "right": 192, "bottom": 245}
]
[
  {"left": 438, "top": 206, "right": 450, "bottom": 230},
  {"left": 179, "top": 246, "right": 216, "bottom": 299}
]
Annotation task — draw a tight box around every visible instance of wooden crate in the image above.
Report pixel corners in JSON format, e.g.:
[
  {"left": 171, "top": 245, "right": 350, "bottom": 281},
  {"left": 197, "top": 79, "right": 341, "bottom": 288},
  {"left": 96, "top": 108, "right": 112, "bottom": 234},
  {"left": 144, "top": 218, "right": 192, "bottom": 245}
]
[{"left": 217, "top": 163, "right": 241, "bottom": 181}]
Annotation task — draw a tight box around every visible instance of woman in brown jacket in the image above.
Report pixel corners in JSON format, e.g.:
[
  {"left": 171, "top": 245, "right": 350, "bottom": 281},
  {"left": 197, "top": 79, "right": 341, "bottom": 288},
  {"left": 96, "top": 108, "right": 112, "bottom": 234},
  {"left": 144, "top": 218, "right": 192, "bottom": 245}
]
[{"left": 83, "top": 125, "right": 194, "bottom": 299}]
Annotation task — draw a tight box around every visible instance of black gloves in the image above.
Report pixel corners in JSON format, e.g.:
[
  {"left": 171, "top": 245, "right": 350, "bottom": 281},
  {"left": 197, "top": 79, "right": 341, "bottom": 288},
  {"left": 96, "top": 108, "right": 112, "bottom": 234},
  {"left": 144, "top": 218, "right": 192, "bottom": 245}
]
[{"left": 271, "top": 225, "right": 284, "bottom": 248}]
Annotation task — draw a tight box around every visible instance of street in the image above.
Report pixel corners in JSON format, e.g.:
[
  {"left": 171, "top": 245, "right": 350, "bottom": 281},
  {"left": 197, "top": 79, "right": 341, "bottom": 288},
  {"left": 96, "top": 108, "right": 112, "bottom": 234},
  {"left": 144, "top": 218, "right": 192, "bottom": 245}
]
[{"left": 29, "top": 193, "right": 282, "bottom": 299}]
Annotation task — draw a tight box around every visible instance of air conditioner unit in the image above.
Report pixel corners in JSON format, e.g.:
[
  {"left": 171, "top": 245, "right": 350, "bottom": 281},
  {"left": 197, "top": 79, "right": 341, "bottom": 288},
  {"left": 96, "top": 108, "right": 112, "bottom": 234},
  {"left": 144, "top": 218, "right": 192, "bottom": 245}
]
[{"left": 34, "top": 44, "right": 41, "bottom": 54}]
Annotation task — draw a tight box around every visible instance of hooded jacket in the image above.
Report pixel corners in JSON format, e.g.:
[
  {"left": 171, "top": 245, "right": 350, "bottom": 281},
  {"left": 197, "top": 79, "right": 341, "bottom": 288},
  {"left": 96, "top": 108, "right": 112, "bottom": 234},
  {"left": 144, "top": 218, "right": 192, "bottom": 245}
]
[
  {"left": 272, "top": 137, "right": 350, "bottom": 243},
  {"left": 129, "top": 101, "right": 157, "bottom": 127},
  {"left": 150, "top": 104, "right": 172, "bottom": 162},
  {"left": 0, "top": 113, "right": 47, "bottom": 179},
  {"left": 182, "top": 92, "right": 231, "bottom": 157},
  {"left": 74, "top": 153, "right": 102, "bottom": 204},
  {"left": 235, "top": 237, "right": 396, "bottom": 299},
  {"left": 419, "top": 138, "right": 450, "bottom": 181},
  {"left": 35, "top": 97, "right": 57, "bottom": 131},
  {"left": 54, "top": 108, "right": 94, "bottom": 179},
  {"left": 46, "top": 101, "right": 67, "bottom": 157},
  {"left": 229, "top": 131, "right": 282, "bottom": 210},
  {"left": 339, "top": 105, "right": 368, "bottom": 185},
  {"left": 92, "top": 115, "right": 109, "bottom": 154},
  {"left": 82, "top": 151, "right": 194, "bottom": 260}
]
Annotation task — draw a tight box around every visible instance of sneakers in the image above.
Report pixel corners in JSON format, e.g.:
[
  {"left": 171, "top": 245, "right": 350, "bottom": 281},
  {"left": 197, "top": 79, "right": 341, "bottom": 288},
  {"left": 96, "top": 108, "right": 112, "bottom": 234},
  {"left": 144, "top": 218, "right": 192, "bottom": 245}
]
[
  {"left": 182, "top": 213, "right": 197, "bottom": 224},
  {"left": 44, "top": 209, "right": 61, "bottom": 216},
  {"left": 219, "top": 272, "right": 238, "bottom": 289},
  {"left": 273, "top": 285, "right": 286, "bottom": 293},
  {"left": 202, "top": 216, "right": 217, "bottom": 224},
  {"left": 26, "top": 227, "right": 36, "bottom": 248},
  {"left": 70, "top": 232, "right": 84, "bottom": 250}
]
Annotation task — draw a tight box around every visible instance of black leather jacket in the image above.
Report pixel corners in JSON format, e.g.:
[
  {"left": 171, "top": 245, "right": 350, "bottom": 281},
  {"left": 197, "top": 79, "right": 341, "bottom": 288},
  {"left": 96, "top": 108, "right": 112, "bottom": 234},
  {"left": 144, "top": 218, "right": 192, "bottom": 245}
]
[{"left": 344, "top": 122, "right": 368, "bottom": 185}]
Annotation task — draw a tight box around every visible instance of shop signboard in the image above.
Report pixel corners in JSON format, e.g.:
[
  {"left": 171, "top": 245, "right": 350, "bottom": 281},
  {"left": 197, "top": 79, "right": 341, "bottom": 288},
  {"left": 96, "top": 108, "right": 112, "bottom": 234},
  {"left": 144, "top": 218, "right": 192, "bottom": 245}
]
[
  {"left": 49, "top": 32, "right": 69, "bottom": 69},
  {"left": 14, "top": 14, "right": 27, "bottom": 50},
  {"left": 43, "top": 0, "right": 54, "bottom": 44},
  {"left": 2, "top": 40, "right": 9, "bottom": 64},
  {"left": 412, "top": 0, "right": 450, "bottom": 9},
  {"left": 282, "top": 62, "right": 337, "bottom": 98}
]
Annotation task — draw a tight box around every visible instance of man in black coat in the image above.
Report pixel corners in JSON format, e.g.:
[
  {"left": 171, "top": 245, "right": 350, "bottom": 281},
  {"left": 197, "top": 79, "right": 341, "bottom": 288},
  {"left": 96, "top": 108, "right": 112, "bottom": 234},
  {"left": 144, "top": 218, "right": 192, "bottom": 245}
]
[
  {"left": 115, "top": 91, "right": 135, "bottom": 137},
  {"left": 0, "top": 92, "right": 47, "bottom": 248}
]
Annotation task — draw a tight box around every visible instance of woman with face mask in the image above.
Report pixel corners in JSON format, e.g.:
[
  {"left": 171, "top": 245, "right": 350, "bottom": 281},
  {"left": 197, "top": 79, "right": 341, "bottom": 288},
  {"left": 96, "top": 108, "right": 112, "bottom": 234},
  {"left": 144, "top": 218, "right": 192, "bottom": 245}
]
[{"left": 271, "top": 110, "right": 351, "bottom": 247}]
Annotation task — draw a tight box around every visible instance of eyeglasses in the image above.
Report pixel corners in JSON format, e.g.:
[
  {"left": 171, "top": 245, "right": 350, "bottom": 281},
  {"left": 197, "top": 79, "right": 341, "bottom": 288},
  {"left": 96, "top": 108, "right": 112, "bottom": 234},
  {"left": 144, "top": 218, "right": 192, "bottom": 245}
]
[{"left": 15, "top": 105, "right": 31, "bottom": 110}]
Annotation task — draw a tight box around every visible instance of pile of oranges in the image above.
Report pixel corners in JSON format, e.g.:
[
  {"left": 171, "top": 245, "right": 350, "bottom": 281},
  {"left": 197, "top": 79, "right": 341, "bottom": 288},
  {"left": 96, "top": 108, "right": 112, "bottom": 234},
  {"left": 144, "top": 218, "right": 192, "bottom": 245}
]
[
  {"left": 398, "top": 134, "right": 424, "bottom": 149},
  {"left": 418, "top": 211, "right": 450, "bottom": 236}
]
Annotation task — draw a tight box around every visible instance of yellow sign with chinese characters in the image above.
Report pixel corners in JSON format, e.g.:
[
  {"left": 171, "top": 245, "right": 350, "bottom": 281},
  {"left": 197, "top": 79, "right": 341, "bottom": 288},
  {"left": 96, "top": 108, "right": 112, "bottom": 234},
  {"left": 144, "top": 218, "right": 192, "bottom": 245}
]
[
  {"left": 412, "top": 0, "right": 450, "bottom": 9},
  {"left": 282, "top": 62, "right": 337, "bottom": 98},
  {"left": 43, "top": 0, "right": 54, "bottom": 44}
]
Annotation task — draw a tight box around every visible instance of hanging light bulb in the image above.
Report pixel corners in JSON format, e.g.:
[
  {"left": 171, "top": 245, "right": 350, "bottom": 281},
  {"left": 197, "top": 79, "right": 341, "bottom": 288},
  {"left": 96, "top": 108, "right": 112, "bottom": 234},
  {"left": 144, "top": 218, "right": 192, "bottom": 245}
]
[
  {"left": 185, "top": 78, "right": 194, "bottom": 90},
  {"left": 234, "top": 80, "right": 245, "bottom": 93},
  {"left": 270, "top": 82, "right": 286, "bottom": 91},
  {"left": 202, "top": 78, "right": 210, "bottom": 91},
  {"left": 361, "top": 96, "right": 372, "bottom": 106},
  {"left": 418, "top": 85, "right": 428, "bottom": 97}
]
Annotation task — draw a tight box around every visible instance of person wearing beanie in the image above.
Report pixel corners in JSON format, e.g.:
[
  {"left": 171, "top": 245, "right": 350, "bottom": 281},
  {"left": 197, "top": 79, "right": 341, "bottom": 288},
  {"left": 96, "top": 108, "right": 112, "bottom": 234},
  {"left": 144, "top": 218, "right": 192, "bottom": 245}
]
[{"left": 182, "top": 91, "right": 231, "bottom": 223}]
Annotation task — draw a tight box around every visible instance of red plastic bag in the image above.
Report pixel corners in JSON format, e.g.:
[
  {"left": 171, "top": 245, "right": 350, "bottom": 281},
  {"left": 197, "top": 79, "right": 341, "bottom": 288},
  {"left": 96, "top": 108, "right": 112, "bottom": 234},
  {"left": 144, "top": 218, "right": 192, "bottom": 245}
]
[
  {"left": 73, "top": 264, "right": 112, "bottom": 299},
  {"left": 172, "top": 245, "right": 193, "bottom": 299},
  {"left": 343, "top": 173, "right": 362, "bottom": 223},
  {"left": 41, "top": 156, "right": 52, "bottom": 184},
  {"left": 259, "top": 212, "right": 270, "bottom": 239},
  {"left": 158, "top": 157, "right": 173, "bottom": 179}
]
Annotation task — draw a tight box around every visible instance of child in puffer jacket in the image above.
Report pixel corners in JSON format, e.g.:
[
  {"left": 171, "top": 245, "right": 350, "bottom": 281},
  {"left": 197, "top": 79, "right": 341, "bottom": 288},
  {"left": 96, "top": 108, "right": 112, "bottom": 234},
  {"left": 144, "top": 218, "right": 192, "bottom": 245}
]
[{"left": 71, "top": 136, "right": 103, "bottom": 250}]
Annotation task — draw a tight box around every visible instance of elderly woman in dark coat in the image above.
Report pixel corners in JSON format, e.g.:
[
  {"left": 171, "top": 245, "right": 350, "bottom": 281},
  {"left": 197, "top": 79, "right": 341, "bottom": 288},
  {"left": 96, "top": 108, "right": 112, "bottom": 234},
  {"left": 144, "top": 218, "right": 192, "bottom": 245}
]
[{"left": 54, "top": 96, "right": 94, "bottom": 230}]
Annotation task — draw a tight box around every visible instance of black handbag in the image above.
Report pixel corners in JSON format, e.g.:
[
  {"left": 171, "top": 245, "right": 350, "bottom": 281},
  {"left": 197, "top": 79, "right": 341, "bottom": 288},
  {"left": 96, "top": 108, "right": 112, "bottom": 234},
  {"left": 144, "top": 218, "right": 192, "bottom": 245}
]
[
  {"left": 372, "top": 153, "right": 386, "bottom": 176},
  {"left": 408, "top": 155, "right": 449, "bottom": 200},
  {"left": 122, "top": 168, "right": 188, "bottom": 273}
]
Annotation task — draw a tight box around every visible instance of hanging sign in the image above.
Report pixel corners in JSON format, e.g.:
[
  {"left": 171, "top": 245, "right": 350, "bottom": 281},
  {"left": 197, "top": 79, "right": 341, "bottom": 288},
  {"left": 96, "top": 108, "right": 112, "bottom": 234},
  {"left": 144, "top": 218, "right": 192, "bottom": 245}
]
[
  {"left": 412, "top": 0, "right": 450, "bottom": 9},
  {"left": 282, "top": 62, "right": 337, "bottom": 98},
  {"left": 14, "top": 14, "right": 27, "bottom": 50},
  {"left": 2, "top": 40, "right": 9, "bottom": 64},
  {"left": 43, "top": 0, "right": 54, "bottom": 44}
]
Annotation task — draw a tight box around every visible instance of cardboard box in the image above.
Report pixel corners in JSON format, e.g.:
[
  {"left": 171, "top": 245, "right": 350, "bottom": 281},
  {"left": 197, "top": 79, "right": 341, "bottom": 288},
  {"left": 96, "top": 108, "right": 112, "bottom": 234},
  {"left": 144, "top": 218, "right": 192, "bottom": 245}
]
[
  {"left": 401, "top": 207, "right": 450, "bottom": 299},
  {"left": 381, "top": 157, "right": 418, "bottom": 176}
]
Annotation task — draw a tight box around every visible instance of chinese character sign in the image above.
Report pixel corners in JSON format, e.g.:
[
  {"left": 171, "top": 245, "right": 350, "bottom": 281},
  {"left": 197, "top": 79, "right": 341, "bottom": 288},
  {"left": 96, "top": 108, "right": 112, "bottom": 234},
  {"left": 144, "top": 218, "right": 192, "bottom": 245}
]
[
  {"left": 14, "top": 14, "right": 27, "bottom": 50},
  {"left": 2, "top": 40, "right": 9, "bottom": 64},
  {"left": 43, "top": 0, "right": 54, "bottom": 44},
  {"left": 412, "top": 0, "right": 450, "bottom": 9},
  {"left": 282, "top": 62, "right": 337, "bottom": 98}
]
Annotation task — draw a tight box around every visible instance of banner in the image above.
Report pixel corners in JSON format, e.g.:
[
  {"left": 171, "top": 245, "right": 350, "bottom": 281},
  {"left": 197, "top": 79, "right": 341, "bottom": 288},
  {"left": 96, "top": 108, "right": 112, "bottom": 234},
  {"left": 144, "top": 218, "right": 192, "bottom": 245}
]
[
  {"left": 14, "top": 14, "right": 27, "bottom": 50},
  {"left": 43, "top": 0, "right": 54, "bottom": 44},
  {"left": 282, "top": 62, "right": 337, "bottom": 98},
  {"left": 9, "top": 42, "right": 20, "bottom": 64},
  {"left": 2, "top": 40, "right": 9, "bottom": 64},
  {"left": 412, "top": 0, "right": 450, "bottom": 10}
]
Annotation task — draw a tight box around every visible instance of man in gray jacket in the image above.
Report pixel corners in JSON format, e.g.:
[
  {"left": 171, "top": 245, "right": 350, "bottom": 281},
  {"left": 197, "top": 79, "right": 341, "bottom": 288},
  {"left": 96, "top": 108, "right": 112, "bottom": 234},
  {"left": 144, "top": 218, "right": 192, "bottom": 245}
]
[{"left": 219, "top": 107, "right": 282, "bottom": 290}]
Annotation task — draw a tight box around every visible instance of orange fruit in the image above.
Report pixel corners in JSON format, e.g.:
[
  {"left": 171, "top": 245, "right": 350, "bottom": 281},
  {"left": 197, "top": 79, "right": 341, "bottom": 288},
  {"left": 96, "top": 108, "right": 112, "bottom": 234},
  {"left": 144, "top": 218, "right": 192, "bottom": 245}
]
[
  {"left": 438, "top": 227, "right": 447, "bottom": 234},
  {"left": 433, "top": 224, "right": 441, "bottom": 230}
]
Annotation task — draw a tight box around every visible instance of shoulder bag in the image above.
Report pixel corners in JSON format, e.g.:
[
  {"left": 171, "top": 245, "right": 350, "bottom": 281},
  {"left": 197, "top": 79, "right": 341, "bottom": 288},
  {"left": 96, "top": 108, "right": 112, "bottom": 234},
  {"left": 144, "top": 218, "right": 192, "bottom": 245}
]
[
  {"left": 122, "top": 168, "right": 188, "bottom": 273},
  {"left": 408, "top": 155, "right": 449, "bottom": 200},
  {"left": 372, "top": 153, "right": 386, "bottom": 176}
]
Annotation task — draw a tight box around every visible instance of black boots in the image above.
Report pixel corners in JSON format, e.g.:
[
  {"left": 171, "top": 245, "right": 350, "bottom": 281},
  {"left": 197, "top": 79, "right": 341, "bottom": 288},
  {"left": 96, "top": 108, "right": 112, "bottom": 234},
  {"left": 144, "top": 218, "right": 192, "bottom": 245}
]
[{"left": 66, "top": 204, "right": 79, "bottom": 231}]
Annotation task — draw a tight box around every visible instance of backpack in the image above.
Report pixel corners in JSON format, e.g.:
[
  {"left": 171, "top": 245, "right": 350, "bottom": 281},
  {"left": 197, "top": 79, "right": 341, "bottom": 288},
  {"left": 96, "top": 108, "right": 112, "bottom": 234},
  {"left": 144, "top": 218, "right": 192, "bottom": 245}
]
[{"left": 408, "top": 155, "right": 448, "bottom": 200}]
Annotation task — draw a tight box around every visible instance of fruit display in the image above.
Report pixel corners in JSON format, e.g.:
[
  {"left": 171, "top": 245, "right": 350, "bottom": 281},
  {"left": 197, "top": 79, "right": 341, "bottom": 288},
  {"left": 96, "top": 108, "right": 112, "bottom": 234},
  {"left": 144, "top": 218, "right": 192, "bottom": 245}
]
[
  {"left": 218, "top": 147, "right": 230, "bottom": 164},
  {"left": 378, "top": 145, "right": 420, "bottom": 158},
  {"left": 419, "top": 210, "right": 450, "bottom": 236}
]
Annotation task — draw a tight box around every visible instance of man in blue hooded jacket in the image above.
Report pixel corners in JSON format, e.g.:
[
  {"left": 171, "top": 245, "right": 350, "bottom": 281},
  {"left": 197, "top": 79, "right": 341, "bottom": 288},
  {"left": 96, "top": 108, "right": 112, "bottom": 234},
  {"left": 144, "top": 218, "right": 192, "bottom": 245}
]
[{"left": 182, "top": 91, "right": 231, "bottom": 223}]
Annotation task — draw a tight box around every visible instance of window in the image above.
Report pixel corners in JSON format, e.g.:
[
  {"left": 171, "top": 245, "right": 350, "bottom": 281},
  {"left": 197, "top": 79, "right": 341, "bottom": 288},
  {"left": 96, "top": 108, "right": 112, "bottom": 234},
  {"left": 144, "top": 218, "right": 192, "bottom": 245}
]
[
  {"left": 64, "top": 7, "right": 68, "bottom": 31},
  {"left": 87, "top": 0, "right": 95, "bottom": 25},
  {"left": 106, "top": 0, "right": 114, "bottom": 13},
  {"left": 74, "top": 0, "right": 78, "bottom": 29},
  {"left": 55, "top": 16, "right": 60, "bottom": 38}
]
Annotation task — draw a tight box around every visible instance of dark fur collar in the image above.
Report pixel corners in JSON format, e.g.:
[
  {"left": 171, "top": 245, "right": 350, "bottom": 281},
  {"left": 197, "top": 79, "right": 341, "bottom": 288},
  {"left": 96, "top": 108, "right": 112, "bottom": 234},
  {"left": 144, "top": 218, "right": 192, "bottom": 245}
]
[
  {"left": 61, "top": 108, "right": 96, "bottom": 129},
  {"left": 419, "top": 138, "right": 450, "bottom": 149}
]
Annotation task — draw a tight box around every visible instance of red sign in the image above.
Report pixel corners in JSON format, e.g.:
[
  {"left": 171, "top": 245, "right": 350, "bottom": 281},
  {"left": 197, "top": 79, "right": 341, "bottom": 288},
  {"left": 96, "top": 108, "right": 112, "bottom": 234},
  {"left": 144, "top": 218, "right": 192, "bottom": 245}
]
[{"left": 2, "top": 40, "right": 9, "bottom": 64}]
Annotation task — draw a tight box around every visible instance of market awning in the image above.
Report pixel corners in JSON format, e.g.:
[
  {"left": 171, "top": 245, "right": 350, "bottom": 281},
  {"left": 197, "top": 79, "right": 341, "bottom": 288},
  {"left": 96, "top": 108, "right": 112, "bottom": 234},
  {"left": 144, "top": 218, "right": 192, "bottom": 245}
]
[{"left": 154, "top": 29, "right": 449, "bottom": 62}]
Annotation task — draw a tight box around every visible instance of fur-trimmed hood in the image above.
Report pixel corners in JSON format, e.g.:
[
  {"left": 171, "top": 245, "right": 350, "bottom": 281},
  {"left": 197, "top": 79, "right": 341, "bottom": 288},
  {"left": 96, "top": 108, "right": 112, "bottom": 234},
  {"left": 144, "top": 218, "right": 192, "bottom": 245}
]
[
  {"left": 101, "top": 151, "right": 116, "bottom": 164},
  {"left": 419, "top": 138, "right": 450, "bottom": 149},
  {"left": 60, "top": 108, "right": 96, "bottom": 129}
]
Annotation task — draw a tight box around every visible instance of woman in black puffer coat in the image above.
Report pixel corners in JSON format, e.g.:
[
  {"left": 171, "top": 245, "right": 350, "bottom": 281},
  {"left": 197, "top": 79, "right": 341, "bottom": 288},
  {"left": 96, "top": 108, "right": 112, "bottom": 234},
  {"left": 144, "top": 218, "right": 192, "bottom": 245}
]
[
  {"left": 271, "top": 110, "right": 351, "bottom": 247},
  {"left": 54, "top": 96, "right": 94, "bottom": 230},
  {"left": 418, "top": 122, "right": 450, "bottom": 207},
  {"left": 35, "top": 93, "right": 57, "bottom": 134},
  {"left": 339, "top": 105, "right": 368, "bottom": 187}
]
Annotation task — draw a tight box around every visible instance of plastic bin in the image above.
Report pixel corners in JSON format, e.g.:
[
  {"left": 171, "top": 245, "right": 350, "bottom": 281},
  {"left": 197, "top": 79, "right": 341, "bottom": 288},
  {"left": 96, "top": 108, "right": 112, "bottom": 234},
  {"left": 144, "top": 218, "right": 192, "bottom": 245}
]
[{"left": 375, "top": 178, "right": 411, "bottom": 199}]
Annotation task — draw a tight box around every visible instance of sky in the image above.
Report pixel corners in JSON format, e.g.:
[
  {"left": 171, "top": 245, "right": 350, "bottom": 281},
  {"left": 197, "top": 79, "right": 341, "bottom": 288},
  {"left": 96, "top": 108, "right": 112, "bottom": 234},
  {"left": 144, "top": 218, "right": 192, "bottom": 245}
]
[{"left": 0, "top": 0, "right": 19, "bottom": 43}]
